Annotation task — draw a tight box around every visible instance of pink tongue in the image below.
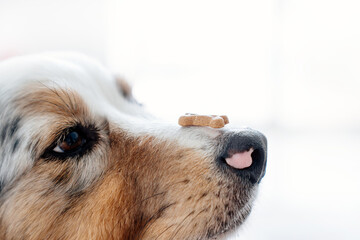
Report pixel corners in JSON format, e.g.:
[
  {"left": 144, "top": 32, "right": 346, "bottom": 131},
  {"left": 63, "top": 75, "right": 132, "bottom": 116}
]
[{"left": 225, "top": 148, "right": 254, "bottom": 169}]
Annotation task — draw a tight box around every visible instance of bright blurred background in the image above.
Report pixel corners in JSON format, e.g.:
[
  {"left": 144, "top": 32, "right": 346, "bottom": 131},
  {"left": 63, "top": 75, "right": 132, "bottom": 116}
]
[{"left": 1, "top": 0, "right": 359, "bottom": 239}]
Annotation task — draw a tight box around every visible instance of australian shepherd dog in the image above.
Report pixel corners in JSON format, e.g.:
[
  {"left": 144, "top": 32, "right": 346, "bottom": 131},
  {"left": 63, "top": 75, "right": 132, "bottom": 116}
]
[{"left": 0, "top": 53, "right": 267, "bottom": 240}]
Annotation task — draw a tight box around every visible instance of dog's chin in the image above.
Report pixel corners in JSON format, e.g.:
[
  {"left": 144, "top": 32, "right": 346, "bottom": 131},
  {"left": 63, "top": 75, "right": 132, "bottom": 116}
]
[
  {"left": 210, "top": 229, "right": 238, "bottom": 240},
  {"left": 206, "top": 184, "right": 257, "bottom": 239}
]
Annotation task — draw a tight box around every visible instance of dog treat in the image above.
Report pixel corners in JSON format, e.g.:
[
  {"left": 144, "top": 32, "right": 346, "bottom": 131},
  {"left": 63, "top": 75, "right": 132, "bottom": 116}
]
[{"left": 178, "top": 113, "right": 229, "bottom": 128}]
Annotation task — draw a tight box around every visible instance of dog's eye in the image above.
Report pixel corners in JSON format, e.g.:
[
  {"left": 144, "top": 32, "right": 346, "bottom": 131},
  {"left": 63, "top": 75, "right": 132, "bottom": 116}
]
[
  {"left": 42, "top": 124, "right": 102, "bottom": 160},
  {"left": 53, "top": 131, "right": 85, "bottom": 153}
]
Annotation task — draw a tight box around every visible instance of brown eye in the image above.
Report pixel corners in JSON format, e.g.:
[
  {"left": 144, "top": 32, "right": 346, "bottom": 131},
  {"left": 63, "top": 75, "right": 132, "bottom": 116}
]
[{"left": 53, "top": 131, "right": 85, "bottom": 153}]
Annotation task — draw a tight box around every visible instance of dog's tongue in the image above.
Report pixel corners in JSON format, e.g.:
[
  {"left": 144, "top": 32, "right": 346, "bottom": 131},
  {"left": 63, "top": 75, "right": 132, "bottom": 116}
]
[{"left": 225, "top": 148, "right": 254, "bottom": 169}]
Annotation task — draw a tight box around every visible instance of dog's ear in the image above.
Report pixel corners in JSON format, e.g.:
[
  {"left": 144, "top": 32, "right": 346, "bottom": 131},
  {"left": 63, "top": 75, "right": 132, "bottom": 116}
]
[
  {"left": 115, "top": 76, "right": 142, "bottom": 105},
  {"left": 115, "top": 76, "right": 133, "bottom": 99}
]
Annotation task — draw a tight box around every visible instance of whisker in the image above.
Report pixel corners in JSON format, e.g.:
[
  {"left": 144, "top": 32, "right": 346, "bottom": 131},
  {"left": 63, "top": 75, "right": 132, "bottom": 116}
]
[
  {"left": 37, "top": 81, "right": 73, "bottom": 112},
  {"left": 169, "top": 210, "right": 195, "bottom": 239},
  {"left": 177, "top": 208, "right": 209, "bottom": 238},
  {"left": 120, "top": 179, "right": 190, "bottom": 219},
  {"left": 27, "top": 99, "right": 68, "bottom": 113},
  {"left": 139, "top": 202, "right": 176, "bottom": 239},
  {"left": 154, "top": 224, "right": 176, "bottom": 240}
]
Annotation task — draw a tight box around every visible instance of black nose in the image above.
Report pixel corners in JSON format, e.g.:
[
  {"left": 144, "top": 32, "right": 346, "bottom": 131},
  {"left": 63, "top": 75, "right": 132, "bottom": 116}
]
[{"left": 218, "top": 129, "right": 267, "bottom": 184}]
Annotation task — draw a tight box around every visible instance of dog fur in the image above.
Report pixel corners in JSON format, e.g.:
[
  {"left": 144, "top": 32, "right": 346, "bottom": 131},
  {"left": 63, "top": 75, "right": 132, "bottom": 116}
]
[{"left": 0, "top": 53, "right": 266, "bottom": 240}]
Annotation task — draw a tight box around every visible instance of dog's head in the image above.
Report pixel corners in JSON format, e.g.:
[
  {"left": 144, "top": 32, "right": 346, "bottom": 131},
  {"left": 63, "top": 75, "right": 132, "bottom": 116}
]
[{"left": 0, "top": 53, "right": 267, "bottom": 239}]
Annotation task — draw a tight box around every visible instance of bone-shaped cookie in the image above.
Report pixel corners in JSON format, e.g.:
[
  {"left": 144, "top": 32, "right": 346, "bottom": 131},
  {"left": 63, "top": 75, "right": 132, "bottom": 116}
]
[{"left": 178, "top": 113, "right": 229, "bottom": 128}]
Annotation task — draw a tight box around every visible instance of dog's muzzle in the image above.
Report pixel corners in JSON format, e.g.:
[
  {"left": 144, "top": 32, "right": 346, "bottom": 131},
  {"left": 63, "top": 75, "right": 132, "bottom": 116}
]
[{"left": 218, "top": 128, "right": 267, "bottom": 184}]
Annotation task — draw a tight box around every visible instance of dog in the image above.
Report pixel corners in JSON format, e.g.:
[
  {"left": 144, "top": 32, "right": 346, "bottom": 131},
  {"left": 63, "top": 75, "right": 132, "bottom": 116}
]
[{"left": 0, "top": 53, "right": 267, "bottom": 240}]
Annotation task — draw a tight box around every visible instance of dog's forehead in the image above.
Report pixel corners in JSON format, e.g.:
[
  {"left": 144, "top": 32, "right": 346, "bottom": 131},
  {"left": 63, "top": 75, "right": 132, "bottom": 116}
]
[
  {"left": 0, "top": 53, "right": 144, "bottom": 118},
  {"left": 0, "top": 53, "right": 221, "bottom": 149}
]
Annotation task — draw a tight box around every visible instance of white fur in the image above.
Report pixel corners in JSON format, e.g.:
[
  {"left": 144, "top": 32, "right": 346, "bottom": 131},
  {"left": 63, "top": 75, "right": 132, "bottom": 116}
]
[{"left": 0, "top": 52, "right": 225, "bottom": 188}]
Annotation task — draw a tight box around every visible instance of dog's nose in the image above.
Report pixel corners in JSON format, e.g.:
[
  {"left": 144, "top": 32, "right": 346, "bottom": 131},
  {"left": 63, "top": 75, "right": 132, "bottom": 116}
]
[{"left": 219, "top": 129, "right": 267, "bottom": 184}]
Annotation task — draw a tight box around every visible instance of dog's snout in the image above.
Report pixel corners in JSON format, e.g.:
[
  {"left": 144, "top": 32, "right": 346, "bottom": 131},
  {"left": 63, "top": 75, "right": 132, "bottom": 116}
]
[{"left": 219, "top": 129, "right": 267, "bottom": 184}]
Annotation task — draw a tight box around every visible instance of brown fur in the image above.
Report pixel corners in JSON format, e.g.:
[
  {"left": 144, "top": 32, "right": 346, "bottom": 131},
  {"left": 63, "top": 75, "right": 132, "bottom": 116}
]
[{"left": 0, "top": 82, "right": 256, "bottom": 239}]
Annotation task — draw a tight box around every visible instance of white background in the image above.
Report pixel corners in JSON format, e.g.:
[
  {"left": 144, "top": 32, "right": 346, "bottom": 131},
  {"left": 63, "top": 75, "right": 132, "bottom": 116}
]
[{"left": 1, "top": 0, "right": 360, "bottom": 239}]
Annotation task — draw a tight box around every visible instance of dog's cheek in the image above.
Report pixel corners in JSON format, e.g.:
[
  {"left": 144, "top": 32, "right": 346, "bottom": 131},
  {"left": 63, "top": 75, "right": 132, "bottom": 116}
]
[
  {"left": 0, "top": 166, "right": 71, "bottom": 239},
  {"left": 49, "top": 170, "right": 132, "bottom": 239},
  {"left": 138, "top": 159, "right": 216, "bottom": 238},
  {"left": 122, "top": 146, "right": 219, "bottom": 239},
  {"left": 0, "top": 160, "right": 117, "bottom": 240},
  {"left": 135, "top": 148, "right": 256, "bottom": 239}
]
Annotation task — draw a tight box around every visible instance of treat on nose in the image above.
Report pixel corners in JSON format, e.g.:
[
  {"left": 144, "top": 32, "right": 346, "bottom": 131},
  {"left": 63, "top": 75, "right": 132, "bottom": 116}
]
[
  {"left": 178, "top": 113, "right": 229, "bottom": 128},
  {"left": 178, "top": 113, "right": 267, "bottom": 184}
]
